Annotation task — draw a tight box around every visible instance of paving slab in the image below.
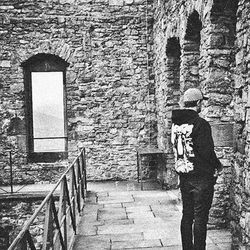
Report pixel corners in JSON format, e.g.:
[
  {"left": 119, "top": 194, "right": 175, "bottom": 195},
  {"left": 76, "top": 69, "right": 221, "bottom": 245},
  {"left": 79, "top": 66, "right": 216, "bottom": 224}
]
[
  {"left": 144, "top": 228, "right": 180, "bottom": 240},
  {"left": 127, "top": 248, "right": 178, "bottom": 250},
  {"left": 100, "top": 219, "right": 134, "bottom": 225},
  {"left": 80, "top": 216, "right": 104, "bottom": 226},
  {"left": 132, "top": 191, "right": 169, "bottom": 197},
  {"left": 78, "top": 224, "right": 98, "bottom": 236},
  {"left": 98, "top": 197, "right": 134, "bottom": 204},
  {"left": 96, "top": 191, "right": 109, "bottom": 197},
  {"left": 108, "top": 191, "right": 137, "bottom": 197},
  {"left": 161, "top": 236, "right": 182, "bottom": 246},
  {"left": 98, "top": 224, "right": 145, "bottom": 235},
  {"left": 126, "top": 205, "right": 152, "bottom": 213},
  {"left": 110, "top": 233, "right": 144, "bottom": 242},
  {"left": 72, "top": 181, "right": 233, "bottom": 250},
  {"left": 111, "top": 239, "right": 162, "bottom": 249},
  {"left": 127, "top": 211, "right": 155, "bottom": 219},
  {"left": 98, "top": 207, "right": 127, "bottom": 221},
  {"left": 164, "top": 246, "right": 183, "bottom": 250},
  {"left": 207, "top": 229, "right": 232, "bottom": 243},
  {"left": 0, "top": 183, "right": 58, "bottom": 194},
  {"left": 83, "top": 204, "right": 102, "bottom": 214},
  {"left": 216, "top": 242, "right": 234, "bottom": 250},
  {"left": 206, "top": 243, "right": 221, "bottom": 250},
  {"left": 73, "top": 235, "right": 111, "bottom": 250},
  {"left": 122, "top": 202, "right": 158, "bottom": 207},
  {"left": 132, "top": 197, "right": 166, "bottom": 205},
  {"left": 133, "top": 217, "right": 166, "bottom": 224},
  {"left": 104, "top": 203, "right": 123, "bottom": 208}
]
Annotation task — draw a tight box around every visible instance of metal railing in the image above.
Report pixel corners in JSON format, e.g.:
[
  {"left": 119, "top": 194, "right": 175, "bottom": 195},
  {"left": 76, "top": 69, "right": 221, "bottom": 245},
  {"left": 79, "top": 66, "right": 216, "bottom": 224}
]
[
  {"left": 0, "top": 149, "right": 83, "bottom": 194},
  {"left": 0, "top": 150, "right": 14, "bottom": 194},
  {"left": 8, "top": 148, "right": 87, "bottom": 250}
]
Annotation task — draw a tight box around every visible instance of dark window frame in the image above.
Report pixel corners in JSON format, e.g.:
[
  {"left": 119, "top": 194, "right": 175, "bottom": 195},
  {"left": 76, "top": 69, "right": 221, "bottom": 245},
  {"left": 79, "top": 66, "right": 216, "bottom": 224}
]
[{"left": 22, "top": 54, "right": 69, "bottom": 163}]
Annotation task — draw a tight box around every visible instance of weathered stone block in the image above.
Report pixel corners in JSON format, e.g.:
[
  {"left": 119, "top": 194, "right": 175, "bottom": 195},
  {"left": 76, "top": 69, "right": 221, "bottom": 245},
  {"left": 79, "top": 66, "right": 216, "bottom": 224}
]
[
  {"left": 236, "top": 50, "right": 244, "bottom": 65},
  {"left": 208, "top": 34, "right": 225, "bottom": 47},
  {"left": 109, "top": 0, "right": 123, "bottom": 5},
  {"left": 124, "top": 0, "right": 133, "bottom": 4},
  {"left": 211, "top": 123, "right": 234, "bottom": 147},
  {"left": 0, "top": 60, "right": 11, "bottom": 68}
]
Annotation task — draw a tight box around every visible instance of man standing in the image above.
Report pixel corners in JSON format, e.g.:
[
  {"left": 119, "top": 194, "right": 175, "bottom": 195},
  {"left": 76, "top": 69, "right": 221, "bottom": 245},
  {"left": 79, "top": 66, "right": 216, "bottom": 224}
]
[{"left": 171, "top": 88, "right": 222, "bottom": 250}]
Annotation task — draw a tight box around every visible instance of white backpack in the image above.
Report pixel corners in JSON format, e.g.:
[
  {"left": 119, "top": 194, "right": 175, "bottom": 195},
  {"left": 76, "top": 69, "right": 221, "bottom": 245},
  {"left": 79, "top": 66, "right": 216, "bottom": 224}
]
[{"left": 171, "top": 123, "right": 195, "bottom": 173}]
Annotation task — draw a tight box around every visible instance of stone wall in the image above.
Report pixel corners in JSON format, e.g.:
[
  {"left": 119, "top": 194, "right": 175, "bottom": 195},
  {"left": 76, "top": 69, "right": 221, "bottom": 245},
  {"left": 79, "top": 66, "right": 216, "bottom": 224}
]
[
  {"left": 0, "top": 0, "right": 250, "bottom": 248},
  {"left": 0, "top": 200, "right": 46, "bottom": 249},
  {"left": 230, "top": 0, "right": 250, "bottom": 248},
  {"left": 0, "top": 0, "right": 155, "bottom": 183},
  {"left": 153, "top": 0, "right": 250, "bottom": 246}
]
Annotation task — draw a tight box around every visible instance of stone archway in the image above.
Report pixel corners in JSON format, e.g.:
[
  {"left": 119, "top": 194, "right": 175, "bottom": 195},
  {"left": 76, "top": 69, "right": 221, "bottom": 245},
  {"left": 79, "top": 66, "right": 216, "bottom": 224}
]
[
  {"left": 157, "top": 37, "right": 181, "bottom": 151},
  {"left": 165, "top": 37, "right": 181, "bottom": 106},
  {"left": 17, "top": 41, "right": 74, "bottom": 68},
  {"left": 180, "top": 10, "right": 202, "bottom": 92},
  {"left": 156, "top": 37, "right": 181, "bottom": 188}
]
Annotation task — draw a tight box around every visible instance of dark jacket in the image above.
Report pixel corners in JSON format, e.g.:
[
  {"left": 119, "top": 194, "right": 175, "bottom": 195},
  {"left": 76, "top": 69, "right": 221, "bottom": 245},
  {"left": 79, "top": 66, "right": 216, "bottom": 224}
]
[{"left": 171, "top": 109, "right": 222, "bottom": 180}]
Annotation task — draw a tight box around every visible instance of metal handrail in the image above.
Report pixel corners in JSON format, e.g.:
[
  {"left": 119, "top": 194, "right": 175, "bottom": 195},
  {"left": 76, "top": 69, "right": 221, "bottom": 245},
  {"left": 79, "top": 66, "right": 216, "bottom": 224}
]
[
  {"left": 1, "top": 149, "right": 84, "bottom": 194},
  {"left": 8, "top": 147, "right": 87, "bottom": 250}
]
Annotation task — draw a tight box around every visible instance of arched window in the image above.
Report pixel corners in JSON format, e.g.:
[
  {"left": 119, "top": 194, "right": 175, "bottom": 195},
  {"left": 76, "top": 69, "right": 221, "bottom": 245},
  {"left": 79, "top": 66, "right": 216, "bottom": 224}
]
[
  {"left": 181, "top": 10, "right": 202, "bottom": 90},
  {"left": 185, "top": 11, "right": 202, "bottom": 43},
  {"left": 166, "top": 37, "right": 181, "bottom": 92},
  {"left": 211, "top": 0, "right": 238, "bottom": 47},
  {"left": 22, "top": 54, "right": 69, "bottom": 162}
]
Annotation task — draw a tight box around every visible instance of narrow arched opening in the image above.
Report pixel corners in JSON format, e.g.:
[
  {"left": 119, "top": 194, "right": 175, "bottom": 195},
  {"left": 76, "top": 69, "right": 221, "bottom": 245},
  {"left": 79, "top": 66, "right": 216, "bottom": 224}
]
[
  {"left": 166, "top": 37, "right": 181, "bottom": 94},
  {"left": 22, "top": 53, "right": 69, "bottom": 162},
  {"left": 181, "top": 10, "right": 202, "bottom": 91}
]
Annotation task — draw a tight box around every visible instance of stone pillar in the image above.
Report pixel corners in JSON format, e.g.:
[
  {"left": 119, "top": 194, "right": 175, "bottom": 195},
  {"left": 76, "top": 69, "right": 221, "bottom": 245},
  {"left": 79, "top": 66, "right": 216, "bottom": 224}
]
[
  {"left": 155, "top": 37, "right": 181, "bottom": 188},
  {"left": 200, "top": 0, "right": 238, "bottom": 234}
]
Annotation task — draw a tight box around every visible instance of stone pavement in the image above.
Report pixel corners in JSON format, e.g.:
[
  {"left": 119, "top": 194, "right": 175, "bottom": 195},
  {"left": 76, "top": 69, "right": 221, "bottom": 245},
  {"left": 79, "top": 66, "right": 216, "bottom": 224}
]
[
  {"left": 73, "top": 181, "right": 232, "bottom": 250},
  {"left": 0, "top": 183, "right": 60, "bottom": 201},
  {"left": 0, "top": 183, "right": 57, "bottom": 194}
]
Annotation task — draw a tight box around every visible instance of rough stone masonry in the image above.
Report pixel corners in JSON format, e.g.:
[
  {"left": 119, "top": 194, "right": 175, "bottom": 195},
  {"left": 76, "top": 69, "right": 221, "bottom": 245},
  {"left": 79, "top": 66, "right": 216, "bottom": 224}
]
[
  {"left": 0, "top": 0, "right": 250, "bottom": 249},
  {"left": 0, "top": 0, "right": 155, "bottom": 183},
  {"left": 153, "top": 0, "right": 249, "bottom": 248}
]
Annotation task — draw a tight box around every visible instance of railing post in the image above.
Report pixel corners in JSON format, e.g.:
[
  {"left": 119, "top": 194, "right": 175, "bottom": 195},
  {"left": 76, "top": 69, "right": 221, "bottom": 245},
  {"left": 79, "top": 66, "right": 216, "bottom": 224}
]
[
  {"left": 79, "top": 152, "right": 85, "bottom": 201},
  {"left": 76, "top": 158, "right": 81, "bottom": 212},
  {"left": 71, "top": 167, "right": 76, "bottom": 232},
  {"left": 9, "top": 151, "right": 13, "bottom": 194},
  {"left": 83, "top": 148, "right": 87, "bottom": 191},
  {"left": 25, "top": 231, "right": 36, "bottom": 250},
  {"left": 42, "top": 199, "right": 54, "bottom": 250},
  {"left": 8, "top": 149, "right": 87, "bottom": 250},
  {"left": 63, "top": 179, "right": 68, "bottom": 250},
  {"left": 19, "top": 234, "right": 27, "bottom": 250},
  {"left": 51, "top": 195, "right": 66, "bottom": 250},
  {"left": 54, "top": 180, "right": 65, "bottom": 250},
  {"left": 63, "top": 175, "right": 76, "bottom": 247}
]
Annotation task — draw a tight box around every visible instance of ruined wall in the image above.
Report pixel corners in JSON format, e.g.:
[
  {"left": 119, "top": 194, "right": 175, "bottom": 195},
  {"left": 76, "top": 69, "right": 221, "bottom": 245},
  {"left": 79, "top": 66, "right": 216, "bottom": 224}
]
[
  {"left": 1, "top": 0, "right": 250, "bottom": 247},
  {"left": 153, "top": 0, "right": 249, "bottom": 246},
  {"left": 0, "top": 200, "right": 45, "bottom": 249},
  {"left": 0, "top": 0, "right": 155, "bottom": 183},
  {"left": 230, "top": 0, "right": 250, "bottom": 248}
]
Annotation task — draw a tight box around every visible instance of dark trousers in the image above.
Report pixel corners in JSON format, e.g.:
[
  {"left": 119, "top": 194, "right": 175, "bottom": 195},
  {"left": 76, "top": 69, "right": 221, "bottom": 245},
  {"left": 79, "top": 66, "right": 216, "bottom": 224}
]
[{"left": 180, "top": 178, "right": 215, "bottom": 250}]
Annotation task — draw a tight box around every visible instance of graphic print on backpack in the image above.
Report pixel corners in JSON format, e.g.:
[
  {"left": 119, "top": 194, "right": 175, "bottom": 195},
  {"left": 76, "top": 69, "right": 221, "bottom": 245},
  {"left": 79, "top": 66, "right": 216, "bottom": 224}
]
[{"left": 171, "top": 124, "right": 194, "bottom": 173}]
